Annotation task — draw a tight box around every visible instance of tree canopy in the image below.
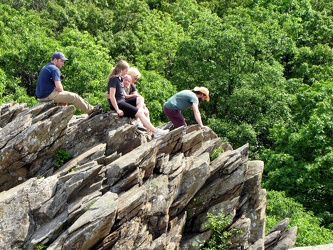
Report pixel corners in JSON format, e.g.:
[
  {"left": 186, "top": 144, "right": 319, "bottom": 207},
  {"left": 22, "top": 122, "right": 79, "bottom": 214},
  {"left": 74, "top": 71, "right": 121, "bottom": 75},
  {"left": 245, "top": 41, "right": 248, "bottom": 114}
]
[{"left": 1, "top": 0, "right": 333, "bottom": 246}]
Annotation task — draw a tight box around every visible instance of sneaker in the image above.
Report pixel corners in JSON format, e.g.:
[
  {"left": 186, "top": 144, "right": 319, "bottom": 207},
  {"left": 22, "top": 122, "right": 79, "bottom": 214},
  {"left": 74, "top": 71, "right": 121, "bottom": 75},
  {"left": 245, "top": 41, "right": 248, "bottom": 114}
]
[
  {"left": 131, "top": 119, "right": 146, "bottom": 131},
  {"left": 136, "top": 121, "right": 147, "bottom": 131},
  {"left": 88, "top": 104, "right": 103, "bottom": 119},
  {"left": 153, "top": 128, "right": 169, "bottom": 139}
]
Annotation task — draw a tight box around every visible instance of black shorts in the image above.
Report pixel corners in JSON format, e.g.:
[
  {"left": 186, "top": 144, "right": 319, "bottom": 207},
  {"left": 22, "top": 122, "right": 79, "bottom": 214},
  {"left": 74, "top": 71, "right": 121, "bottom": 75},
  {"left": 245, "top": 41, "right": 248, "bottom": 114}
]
[{"left": 109, "top": 97, "right": 138, "bottom": 118}]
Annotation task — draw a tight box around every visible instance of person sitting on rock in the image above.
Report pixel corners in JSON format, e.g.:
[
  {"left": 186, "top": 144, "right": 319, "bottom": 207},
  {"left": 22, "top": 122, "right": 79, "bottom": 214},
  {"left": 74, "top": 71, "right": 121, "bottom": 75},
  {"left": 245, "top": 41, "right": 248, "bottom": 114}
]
[
  {"left": 123, "top": 74, "right": 143, "bottom": 128},
  {"left": 127, "top": 67, "right": 150, "bottom": 122},
  {"left": 107, "top": 60, "right": 169, "bottom": 139},
  {"left": 36, "top": 52, "right": 102, "bottom": 118}
]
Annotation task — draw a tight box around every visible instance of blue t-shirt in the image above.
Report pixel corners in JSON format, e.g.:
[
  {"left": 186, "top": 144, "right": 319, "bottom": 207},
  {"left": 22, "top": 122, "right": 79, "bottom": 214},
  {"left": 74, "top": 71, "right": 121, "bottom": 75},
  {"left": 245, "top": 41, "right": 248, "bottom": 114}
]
[
  {"left": 36, "top": 62, "right": 61, "bottom": 98},
  {"left": 164, "top": 90, "right": 198, "bottom": 110}
]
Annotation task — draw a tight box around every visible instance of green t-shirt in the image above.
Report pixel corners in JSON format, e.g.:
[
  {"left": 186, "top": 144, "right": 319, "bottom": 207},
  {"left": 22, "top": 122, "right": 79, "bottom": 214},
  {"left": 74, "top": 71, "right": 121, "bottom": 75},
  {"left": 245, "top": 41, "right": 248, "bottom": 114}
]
[{"left": 164, "top": 90, "right": 198, "bottom": 110}]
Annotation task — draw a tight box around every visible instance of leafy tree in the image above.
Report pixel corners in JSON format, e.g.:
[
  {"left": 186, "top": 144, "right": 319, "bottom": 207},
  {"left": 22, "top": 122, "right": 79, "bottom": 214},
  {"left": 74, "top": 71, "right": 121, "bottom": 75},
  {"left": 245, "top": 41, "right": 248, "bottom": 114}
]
[
  {"left": 2, "top": 0, "right": 333, "bottom": 245},
  {"left": 288, "top": 44, "right": 333, "bottom": 85},
  {"left": 171, "top": 5, "right": 295, "bottom": 153},
  {"left": 0, "top": 70, "right": 5, "bottom": 98},
  {"left": 0, "top": 4, "right": 113, "bottom": 110},
  {"left": 263, "top": 81, "right": 333, "bottom": 226},
  {"left": 39, "top": 0, "right": 114, "bottom": 35},
  {"left": 56, "top": 28, "right": 111, "bottom": 110},
  {"left": 197, "top": 0, "right": 251, "bottom": 18},
  {"left": 133, "top": 10, "right": 185, "bottom": 77},
  {"left": 0, "top": 0, "right": 48, "bottom": 11},
  {"left": 169, "top": 0, "right": 214, "bottom": 30},
  {"left": 266, "top": 190, "right": 333, "bottom": 246},
  {"left": 0, "top": 4, "right": 56, "bottom": 105},
  {"left": 0, "top": 4, "right": 59, "bottom": 96},
  {"left": 202, "top": 212, "right": 240, "bottom": 250},
  {"left": 0, "top": 68, "right": 37, "bottom": 106}
]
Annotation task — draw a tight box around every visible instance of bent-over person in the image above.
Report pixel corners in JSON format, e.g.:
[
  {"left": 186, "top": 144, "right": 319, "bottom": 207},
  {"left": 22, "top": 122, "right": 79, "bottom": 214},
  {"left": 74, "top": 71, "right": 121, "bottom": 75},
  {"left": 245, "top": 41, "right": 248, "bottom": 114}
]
[{"left": 163, "top": 86, "right": 210, "bottom": 129}]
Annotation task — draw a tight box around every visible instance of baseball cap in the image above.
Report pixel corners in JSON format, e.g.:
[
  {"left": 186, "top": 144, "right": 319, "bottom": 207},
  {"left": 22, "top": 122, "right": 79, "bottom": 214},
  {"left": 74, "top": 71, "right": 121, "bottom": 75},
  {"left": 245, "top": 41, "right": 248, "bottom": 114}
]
[
  {"left": 52, "top": 52, "right": 68, "bottom": 61},
  {"left": 193, "top": 86, "right": 210, "bottom": 101}
]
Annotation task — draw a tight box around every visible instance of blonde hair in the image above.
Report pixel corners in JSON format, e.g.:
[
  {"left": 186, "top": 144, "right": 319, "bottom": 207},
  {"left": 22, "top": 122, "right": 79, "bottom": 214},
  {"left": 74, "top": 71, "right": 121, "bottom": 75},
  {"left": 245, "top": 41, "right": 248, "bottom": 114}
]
[
  {"left": 107, "top": 60, "right": 129, "bottom": 80},
  {"left": 127, "top": 67, "right": 141, "bottom": 78},
  {"left": 123, "top": 74, "right": 132, "bottom": 81},
  {"left": 123, "top": 74, "right": 132, "bottom": 86}
]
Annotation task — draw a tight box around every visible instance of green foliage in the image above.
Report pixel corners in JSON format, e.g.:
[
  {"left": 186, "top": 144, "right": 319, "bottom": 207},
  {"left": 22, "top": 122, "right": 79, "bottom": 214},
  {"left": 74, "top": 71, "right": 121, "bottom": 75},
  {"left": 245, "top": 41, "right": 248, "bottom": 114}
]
[
  {"left": 69, "top": 166, "right": 77, "bottom": 172},
  {"left": 263, "top": 81, "right": 333, "bottom": 226},
  {"left": 34, "top": 245, "right": 47, "bottom": 250},
  {"left": 134, "top": 10, "right": 185, "bottom": 77},
  {"left": 56, "top": 28, "right": 111, "bottom": 111},
  {"left": 0, "top": 4, "right": 59, "bottom": 98},
  {"left": 288, "top": 44, "right": 333, "bottom": 84},
  {"left": 1, "top": 0, "right": 333, "bottom": 246},
  {"left": 202, "top": 212, "right": 240, "bottom": 250},
  {"left": 210, "top": 146, "right": 224, "bottom": 161},
  {"left": 0, "top": 68, "right": 37, "bottom": 106},
  {"left": 266, "top": 190, "right": 333, "bottom": 246},
  {"left": 53, "top": 149, "right": 72, "bottom": 169}
]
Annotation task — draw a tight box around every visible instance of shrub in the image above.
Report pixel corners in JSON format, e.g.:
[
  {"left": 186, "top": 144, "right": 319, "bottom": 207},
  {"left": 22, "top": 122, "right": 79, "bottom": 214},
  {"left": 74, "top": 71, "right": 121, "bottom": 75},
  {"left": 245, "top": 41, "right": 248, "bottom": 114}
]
[
  {"left": 202, "top": 212, "right": 240, "bottom": 250},
  {"left": 53, "top": 149, "right": 72, "bottom": 169}
]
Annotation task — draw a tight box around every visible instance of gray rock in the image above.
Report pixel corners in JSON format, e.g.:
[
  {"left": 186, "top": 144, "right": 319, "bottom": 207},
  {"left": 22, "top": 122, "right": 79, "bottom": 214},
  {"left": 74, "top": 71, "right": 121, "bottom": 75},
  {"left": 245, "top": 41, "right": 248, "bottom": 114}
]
[{"left": 0, "top": 102, "right": 298, "bottom": 250}]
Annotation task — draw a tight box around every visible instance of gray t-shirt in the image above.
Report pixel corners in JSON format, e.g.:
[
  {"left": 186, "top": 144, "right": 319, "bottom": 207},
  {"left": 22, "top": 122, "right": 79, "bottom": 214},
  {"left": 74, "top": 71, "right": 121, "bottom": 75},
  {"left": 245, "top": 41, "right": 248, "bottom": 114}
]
[{"left": 164, "top": 90, "right": 198, "bottom": 110}]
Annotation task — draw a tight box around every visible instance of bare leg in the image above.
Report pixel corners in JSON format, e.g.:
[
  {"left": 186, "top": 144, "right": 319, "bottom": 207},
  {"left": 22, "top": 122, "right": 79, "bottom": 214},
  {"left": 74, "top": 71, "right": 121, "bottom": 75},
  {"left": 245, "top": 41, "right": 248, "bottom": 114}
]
[
  {"left": 143, "top": 105, "right": 150, "bottom": 120},
  {"left": 135, "top": 109, "right": 157, "bottom": 133},
  {"left": 134, "top": 96, "right": 152, "bottom": 131},
  {"left": 136, "top": 96, "right": 144, "bottom": 110}
]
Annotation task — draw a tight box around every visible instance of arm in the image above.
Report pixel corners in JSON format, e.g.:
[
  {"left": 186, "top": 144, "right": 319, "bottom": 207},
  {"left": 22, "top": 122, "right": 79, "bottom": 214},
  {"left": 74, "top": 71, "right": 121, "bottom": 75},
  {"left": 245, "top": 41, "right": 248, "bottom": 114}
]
[
  {"left": 54, "top": 80, "right": 64, "bottom": 92},
  {"left": 124, "top": 91, "right": 140, "bottom": 99},
  {"left": 109, "top": 87, "right": 124, "bottom": 116},
  {"left": 124, "top": 84, "right": 139, "bottom": 99},
  {"left": 192, "top": 102, "right": 204, "bottom": 128}
]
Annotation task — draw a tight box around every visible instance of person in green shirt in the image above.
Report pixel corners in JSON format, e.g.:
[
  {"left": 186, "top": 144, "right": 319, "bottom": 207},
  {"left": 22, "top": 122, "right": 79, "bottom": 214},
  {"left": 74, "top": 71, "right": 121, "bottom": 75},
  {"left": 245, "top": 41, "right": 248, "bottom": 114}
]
[{"left": 163, "top": 86, "right": 210, "bottom": 129}]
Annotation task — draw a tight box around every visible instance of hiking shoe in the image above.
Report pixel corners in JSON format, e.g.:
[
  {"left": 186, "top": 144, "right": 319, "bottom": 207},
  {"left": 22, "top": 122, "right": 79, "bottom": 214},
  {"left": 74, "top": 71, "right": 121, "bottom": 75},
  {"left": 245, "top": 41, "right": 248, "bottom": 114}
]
[
  {"left": 88, "top": 104, "right": 103, "bottom": 119},
  {"left": 93, "top": 103, "right": 102, "bottom": 112},
  {"left": 153, "top": 128, "right": 169, "bottom": 139}
]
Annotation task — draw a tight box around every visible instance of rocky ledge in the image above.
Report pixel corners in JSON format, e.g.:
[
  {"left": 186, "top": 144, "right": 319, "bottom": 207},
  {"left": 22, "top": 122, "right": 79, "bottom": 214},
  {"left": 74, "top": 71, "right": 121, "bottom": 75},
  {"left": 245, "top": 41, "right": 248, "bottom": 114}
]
[{"left": 0, "top": 102, "right": 297, "bottom": 249}]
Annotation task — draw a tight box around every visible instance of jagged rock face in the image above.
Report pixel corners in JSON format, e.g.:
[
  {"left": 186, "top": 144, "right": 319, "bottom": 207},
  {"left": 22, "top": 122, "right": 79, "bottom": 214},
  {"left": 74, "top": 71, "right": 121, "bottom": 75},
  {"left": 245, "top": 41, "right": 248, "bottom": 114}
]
[{"left": 0, "top": 102, "right": 297, "bottom": 250}]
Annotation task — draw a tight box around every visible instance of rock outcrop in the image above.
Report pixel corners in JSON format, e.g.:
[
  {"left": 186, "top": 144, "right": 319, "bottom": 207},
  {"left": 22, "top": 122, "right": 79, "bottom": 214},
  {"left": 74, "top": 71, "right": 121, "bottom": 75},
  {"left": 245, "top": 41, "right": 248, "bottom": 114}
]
[{"left": 0, "top": 102, "right": 297, "bottom": 249}]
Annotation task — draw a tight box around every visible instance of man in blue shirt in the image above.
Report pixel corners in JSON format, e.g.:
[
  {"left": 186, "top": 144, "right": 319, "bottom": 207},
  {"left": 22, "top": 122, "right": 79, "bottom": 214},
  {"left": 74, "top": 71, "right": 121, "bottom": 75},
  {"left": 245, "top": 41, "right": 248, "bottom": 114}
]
[
  {"left": 163, "top": 86, "right": 210, "bottom": 129},
  {"left": 36, "top": 52, "right": 101, "bottom": 117}
]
